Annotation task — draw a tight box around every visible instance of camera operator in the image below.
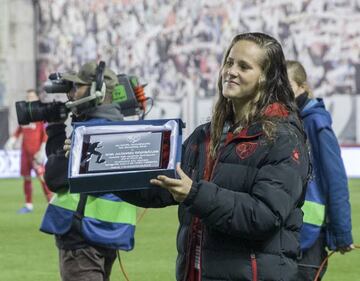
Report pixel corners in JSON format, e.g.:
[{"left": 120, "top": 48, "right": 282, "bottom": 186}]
[{"left": 40, "top": 61, "right": 136, "bottom": 281}]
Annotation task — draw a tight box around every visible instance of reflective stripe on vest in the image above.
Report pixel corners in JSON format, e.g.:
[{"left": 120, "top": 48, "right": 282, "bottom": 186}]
[
  {"left": 302, "top": 200, "right": 325, "bottom": 226},
  {"left": 50, "top": 192, "right": 136, "bottom": 225}
]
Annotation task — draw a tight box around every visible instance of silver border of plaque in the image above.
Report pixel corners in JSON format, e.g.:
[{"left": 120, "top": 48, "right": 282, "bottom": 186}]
[
  {"left": 70, "top": 120, "right": 179, "bottom": 178},
  {"left": 80, "top": 131, "right": 163, "bottom": 173}
]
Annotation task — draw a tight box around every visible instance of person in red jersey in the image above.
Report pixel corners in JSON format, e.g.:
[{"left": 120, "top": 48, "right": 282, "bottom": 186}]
[{"left": 5, "top": 89, "right": 52, "bottom": 213}]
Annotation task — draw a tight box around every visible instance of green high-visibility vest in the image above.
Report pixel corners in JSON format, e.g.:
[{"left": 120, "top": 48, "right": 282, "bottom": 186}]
[
  {"left": 50, "top": 191, "right": 136, "bottom": 225},
  {"left": 302, "top": 200, "right": 325, "bottom": 226}
]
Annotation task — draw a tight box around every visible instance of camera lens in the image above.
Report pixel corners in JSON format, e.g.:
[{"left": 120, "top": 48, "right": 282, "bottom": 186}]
[
  {"left": 15, "top": 100, "right": 69, "bottom": 125},
  {"left": 15, "top": 101, "right": 32, "bottom": 125}
]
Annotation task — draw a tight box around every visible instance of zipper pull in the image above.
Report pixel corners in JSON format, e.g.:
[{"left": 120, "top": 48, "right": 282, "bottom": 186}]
[{"left": 250, "top": 252, "right": 258, "bottom": 281}]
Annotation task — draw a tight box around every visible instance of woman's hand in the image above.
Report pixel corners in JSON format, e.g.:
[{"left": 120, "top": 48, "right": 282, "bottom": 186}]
[{"left": 150, "top": 163, "right": 193, "bottom": 203}]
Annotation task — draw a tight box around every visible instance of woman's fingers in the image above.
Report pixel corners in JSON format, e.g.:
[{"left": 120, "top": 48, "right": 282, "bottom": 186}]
[
  {"left": 150, "top": 166, "right": 192, "bottom": 203},
  {"left": 150, "top": 178, "right": 166, "bottom": 188},
  {"left": 176, "top": 163, "right": 187, "bottom": 179},
  {"left": 157, "top": 175, "right": 182, "bottom": 187},
  {"left": 176, "top": 163, "right": 193, "bottom": 187}
]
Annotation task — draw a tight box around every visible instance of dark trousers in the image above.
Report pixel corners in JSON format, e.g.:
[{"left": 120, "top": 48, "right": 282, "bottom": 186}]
[
  {"left": 59, "top": 246, "right": 117, "bottom": 281},
  {"left": 297, "top": 234, "right": 328, "bottom": 281}
]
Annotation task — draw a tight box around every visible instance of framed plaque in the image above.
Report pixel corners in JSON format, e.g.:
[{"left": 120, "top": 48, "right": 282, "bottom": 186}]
[
  {"left": 68, "top": 119, "right": 183, "bottom": 193},
  {"left": 79, "top": 131, "right": 171, "bottom": 174}
]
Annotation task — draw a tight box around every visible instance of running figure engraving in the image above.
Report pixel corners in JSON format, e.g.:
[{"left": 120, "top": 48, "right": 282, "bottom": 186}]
[{"left": 81, "top": 141, "right": 105, "bottom": 165}]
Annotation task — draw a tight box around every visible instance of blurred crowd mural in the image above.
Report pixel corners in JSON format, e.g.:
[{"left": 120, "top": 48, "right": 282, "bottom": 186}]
[{"left": 36, "top": 0, "right": 360, "bottom": 142}]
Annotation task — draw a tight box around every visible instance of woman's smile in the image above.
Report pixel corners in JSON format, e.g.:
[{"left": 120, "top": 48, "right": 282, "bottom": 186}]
[{"left": 224, "top": 79, "right": 240, "bottom": 86}]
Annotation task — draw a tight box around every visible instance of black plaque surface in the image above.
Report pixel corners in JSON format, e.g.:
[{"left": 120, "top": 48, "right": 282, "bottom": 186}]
[{"left": 79, "top": 131, "right": 164, "bottom": 174}]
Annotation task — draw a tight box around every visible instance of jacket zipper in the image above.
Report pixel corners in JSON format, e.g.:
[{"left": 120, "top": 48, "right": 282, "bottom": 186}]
[
  {"left": 250, "top": 252, "right": 258, "bottom": 281},
  {"left": 183, "top": 218, "right": 193, "bottom": 281},
  {"left": 183, "top": 130, "right": 225, "bottom": 281},
  {"left": 186, "top": 135, "right": 209, "bottom": 281},
  {"left": 197, "top": 226, "right": 203, "bottom": 280}
]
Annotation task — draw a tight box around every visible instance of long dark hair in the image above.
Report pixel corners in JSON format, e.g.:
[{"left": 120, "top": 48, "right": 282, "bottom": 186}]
[{"left": 210, "top": 32, "right": 297, "bottom": 157}]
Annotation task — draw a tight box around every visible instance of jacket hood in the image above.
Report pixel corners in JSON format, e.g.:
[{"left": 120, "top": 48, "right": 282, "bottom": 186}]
[
  {"left": 249, "top": 103, "right": 303, "bottom": 137},
  {"left": 201, "top": 103, "right": 304, "bottom": 140},
  {"left": 300, "top": 98, "right": 332, "bottom": 125},
  {"left": 223, "top": 103, "right": 304, "bottom": 141},
  {"left": 263, "top": 102, "right": 304, "bottom": 135},
  {"left": 73, "top": 103, "right": 124, "bottom": 122}
]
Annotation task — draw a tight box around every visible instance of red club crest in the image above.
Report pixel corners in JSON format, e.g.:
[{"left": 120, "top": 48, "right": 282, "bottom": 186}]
[
  {"left": 292, "top": 148, "right": 300, "bottom": 164},
  {"left": 236, "top": 142, "right": 258, "bottom": 159}
]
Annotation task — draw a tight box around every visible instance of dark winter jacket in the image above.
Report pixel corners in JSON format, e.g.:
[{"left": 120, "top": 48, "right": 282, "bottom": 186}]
[{"left": 117, "top": 107, "right": 310, "bottom": 281}]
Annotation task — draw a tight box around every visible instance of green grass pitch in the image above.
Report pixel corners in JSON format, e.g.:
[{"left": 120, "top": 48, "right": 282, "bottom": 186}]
[{"left": 0, "top": 178, "right": 359, "bottom": 281}]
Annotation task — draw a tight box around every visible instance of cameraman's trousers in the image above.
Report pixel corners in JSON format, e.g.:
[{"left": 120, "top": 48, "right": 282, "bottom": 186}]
[{"left": 59, "top": 245, "right": 116, "bottom": 281}]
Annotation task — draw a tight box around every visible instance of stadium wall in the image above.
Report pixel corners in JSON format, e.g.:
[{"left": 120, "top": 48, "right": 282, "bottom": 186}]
[{"left": 0, "top": 0, "right": 36, "bottom": 136}]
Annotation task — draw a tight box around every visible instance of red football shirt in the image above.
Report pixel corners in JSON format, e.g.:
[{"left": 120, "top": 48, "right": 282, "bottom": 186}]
[{"left": 14, "top": 122, "right": 47, "bottom": 154}]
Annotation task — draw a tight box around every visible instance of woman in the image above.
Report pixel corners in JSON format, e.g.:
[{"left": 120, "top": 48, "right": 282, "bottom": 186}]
[
  {"left": 117, "top": 33, "right": 310, "bottom": 281},
  {"left": 286, "top": 60, "right": 353, "bottom": 281}
]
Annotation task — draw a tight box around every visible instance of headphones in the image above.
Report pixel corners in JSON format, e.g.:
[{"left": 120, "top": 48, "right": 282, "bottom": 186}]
[
  {"left": 91, "top": 60, "right": 106, "bottom": 105},
  {"left": 66, "top": 61, "right": 107, "bottom": 113}
]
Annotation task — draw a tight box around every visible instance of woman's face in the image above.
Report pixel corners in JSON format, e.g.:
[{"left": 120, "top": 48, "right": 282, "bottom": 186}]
[{"left": 221, "top": 40, "right": 264, "bottom": 102}]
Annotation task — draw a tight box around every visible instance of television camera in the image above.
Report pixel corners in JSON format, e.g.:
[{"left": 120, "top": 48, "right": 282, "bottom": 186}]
[{"left": 15, "top": 61, "right": 148, "bottom": 125}]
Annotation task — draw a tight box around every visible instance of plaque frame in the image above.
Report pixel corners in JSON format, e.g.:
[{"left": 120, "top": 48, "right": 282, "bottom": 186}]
[
  {"left": 68, "top": 119, "right": 183, "bottom": 193},
  {"left": 79, "top": 131, "right": 167, "bottom": 174}
]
